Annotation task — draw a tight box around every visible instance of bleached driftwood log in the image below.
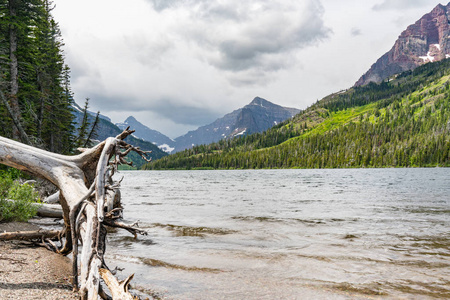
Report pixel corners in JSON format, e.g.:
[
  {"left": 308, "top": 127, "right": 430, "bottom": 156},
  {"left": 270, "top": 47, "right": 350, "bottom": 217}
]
[
  {"left": 0, "top": 128, "right": 149, "bottom": 299},
  {"left": 36, "top": 202, "right": 63, "bottom": 218},
  {"left": 44, "top": 190, "right": 60, "bottom": 204}
]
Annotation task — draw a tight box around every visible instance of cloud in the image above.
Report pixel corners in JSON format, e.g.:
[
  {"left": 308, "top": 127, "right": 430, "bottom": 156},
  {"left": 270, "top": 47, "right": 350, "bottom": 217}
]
[
  {"left": 372, "top": 0, "right": 435, "bottom": 11},
  {"left": 153, "top": 0, "right": 331, "bottom": 81},
  {"left": 351, "top": 27, "right": 361, "bottom": 36}
]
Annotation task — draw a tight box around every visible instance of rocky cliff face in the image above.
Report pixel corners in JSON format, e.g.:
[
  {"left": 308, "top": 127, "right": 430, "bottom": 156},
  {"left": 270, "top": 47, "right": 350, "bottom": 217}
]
[{"left": 355, "top": 3, "right": 450, "bottom": 86}]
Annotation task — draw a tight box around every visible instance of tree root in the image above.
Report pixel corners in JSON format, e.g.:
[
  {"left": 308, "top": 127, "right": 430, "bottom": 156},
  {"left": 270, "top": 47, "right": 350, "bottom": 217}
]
[{"left": 0, "top": 127, "right": 150, "bottom": 299}]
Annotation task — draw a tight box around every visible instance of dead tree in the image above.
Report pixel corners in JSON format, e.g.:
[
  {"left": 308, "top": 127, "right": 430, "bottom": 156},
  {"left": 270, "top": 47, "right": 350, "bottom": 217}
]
[{"left": 0, "top": 128, "right": 149, "bottom": 299}]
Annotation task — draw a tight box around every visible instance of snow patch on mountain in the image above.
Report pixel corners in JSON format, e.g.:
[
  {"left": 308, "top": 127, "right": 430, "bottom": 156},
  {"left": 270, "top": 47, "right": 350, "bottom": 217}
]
[{"left": 158, "top": 144, "right": 175, "bottom": 153}]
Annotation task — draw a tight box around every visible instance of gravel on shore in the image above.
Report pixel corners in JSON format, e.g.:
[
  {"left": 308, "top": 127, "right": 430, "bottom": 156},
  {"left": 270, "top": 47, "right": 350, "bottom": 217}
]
[{"left": 0, "top": 222, "right": 78, "bottom": 300}]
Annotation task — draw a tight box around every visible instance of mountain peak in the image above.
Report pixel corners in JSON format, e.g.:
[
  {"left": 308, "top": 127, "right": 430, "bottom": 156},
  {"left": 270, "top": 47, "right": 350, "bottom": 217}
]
[
  {"left": 355, "top": 2, "right": 450, "bottom": 86},
  {"left": 173, "top": 97, "right": 300, "bottom": 152},
  {"left": 124, "top": 116, "right": 137, "bottom": 123},
  {"left": 116, "top": 116, "right": 175, "bottom": 152},
  {"left": 433, "top": 3, "right": 447, "bottom": 13},
  {"left": 249, "top": 97, "right": 269, "bottom": 106}
]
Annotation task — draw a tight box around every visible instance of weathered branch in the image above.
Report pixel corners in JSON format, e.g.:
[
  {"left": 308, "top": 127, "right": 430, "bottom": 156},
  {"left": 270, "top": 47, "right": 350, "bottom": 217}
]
[
  {"left": 100, "top": 268, "right": 138, "bottom": 300},
  {"left": 0, "top": 127, "right": 146, "bottom": 299},
  {"left": 0, "top": 229, "right": 60, "bottom": 241},
  {"left": 103, "top": 218, "right": 148, "bottom": 238}
]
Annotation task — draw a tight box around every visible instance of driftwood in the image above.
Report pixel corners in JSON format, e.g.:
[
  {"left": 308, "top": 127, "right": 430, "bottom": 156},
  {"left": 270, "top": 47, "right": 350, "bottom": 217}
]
[
  {"left": 44, "top": 190, "right": 60, "bottom": 204},
  {"left": 36, "top": 202, "right": 63, "bottom": 218},
  {"left": 0, "top": 229, "right": 60, "bottom": 241},
  {"left": 0, "top": 128, "right": 150, "bottom": 299},
  {"left": 99, "top": 268, "right": 138, "bottom": 300}
]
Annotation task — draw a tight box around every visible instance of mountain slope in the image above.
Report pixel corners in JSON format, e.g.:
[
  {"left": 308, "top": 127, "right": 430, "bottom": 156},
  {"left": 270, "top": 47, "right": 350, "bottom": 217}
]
[
  {"left": 144, "top": 58, "right": 450, "bottom": 170},
  {"left": 173, "top": 97, "right": 300, "bottom": 152},
  {"left": 356, "top": 3, "right": 450, "bottom": 86},
  {"left": 116, "top": 116, "right": 175, "bottom": 153},
  {"left": 71, "top": 104, "right": 168, "bottom": 167}
]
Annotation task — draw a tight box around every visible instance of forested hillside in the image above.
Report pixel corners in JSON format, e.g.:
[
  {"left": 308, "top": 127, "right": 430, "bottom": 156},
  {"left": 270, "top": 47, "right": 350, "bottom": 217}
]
[
  {"left": 0, "top": 0, "right": 75, "bottom": 153},
  {"left": 144, "top": 59, "right": 450, "bottom": 170}
]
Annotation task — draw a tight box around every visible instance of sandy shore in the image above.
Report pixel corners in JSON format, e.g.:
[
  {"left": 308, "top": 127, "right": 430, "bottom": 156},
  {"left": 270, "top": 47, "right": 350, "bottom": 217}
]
[{"left": 0, "top": 222, "right": 78, "bottom": 300}]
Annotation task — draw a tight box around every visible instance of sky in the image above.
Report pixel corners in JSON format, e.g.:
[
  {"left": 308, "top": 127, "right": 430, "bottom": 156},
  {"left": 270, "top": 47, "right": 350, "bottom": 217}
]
[{"left": 53, "top": 0, "right": 442, "bottom": 138}]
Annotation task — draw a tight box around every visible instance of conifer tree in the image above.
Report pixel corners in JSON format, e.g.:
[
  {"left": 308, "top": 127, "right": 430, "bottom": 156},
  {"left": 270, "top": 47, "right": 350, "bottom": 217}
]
[{"left": 0, "top": 0, "right": 75, "bottom": 153}]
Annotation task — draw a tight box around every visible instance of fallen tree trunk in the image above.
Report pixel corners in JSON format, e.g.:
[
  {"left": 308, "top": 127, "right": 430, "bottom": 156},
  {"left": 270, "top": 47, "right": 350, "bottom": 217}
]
[
  {"left": 36, "top": 203, "right": 63, "bottom": 218},
  {"left": 0, "top": 128, "right": 150, "bottom": 299},
  {"left": 0, "top": 229, "right": 60, "bottom": 241}
]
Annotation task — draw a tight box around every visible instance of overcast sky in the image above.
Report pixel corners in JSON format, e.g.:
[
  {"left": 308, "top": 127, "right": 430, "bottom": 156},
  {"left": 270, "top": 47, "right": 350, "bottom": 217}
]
[{"left": 53, "top": 0, "right": 441, "bottom": 138}]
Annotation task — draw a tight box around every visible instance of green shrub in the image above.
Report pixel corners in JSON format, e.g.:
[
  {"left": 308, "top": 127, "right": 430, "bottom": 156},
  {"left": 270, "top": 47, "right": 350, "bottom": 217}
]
[
  {"left": 0, "top": 170, "right": 41, "bottom": 222},
  {"left": 0, "top": 172, "right": 13, "bottom": 200}
]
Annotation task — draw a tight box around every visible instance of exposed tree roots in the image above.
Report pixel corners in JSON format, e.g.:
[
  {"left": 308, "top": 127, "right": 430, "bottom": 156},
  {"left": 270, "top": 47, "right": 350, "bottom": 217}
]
[{"left": 0, "top": 128, "right": 151, "bottom": 299}]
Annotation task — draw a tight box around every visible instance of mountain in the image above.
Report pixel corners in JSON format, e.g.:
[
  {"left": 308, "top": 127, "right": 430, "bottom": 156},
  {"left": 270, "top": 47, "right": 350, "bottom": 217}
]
[
  {"left": 116, "top": 116, "right": 175, "bottom": 153},
  {"left": 355, "top": 3, "right": 450, "bottom": 86},
  {"left": 71, "top": 102, "right": 111, "bottom": 124},
  {"left": 173, "top": 97, "right": 300, "bottom": 152},
  {"left": 144, "top": 57, "right": 450, "bottom": 170},
  {"left": 71, "top": 103, "right": 168, "bottom": 167}
]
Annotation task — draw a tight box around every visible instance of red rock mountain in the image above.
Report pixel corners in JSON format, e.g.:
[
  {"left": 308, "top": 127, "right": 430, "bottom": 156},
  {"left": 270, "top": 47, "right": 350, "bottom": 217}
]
[{"left": 355, "top": 2, "right": 450, "bottom": 86}]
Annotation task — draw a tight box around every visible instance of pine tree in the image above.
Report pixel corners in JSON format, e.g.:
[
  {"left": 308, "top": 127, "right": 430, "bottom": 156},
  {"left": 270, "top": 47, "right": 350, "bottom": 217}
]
[{"left": 0, "top": 0, "right": 75, "bottom": 153}]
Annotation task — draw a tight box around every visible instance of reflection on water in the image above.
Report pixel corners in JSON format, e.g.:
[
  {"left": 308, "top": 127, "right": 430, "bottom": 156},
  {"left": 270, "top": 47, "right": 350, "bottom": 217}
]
[{"left": 106, "top": 169, "right": 450, "bottom": 299}]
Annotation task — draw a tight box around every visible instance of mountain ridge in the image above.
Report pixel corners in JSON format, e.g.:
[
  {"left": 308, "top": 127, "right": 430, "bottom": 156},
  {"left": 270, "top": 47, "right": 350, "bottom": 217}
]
[
  {"left": 113, "top": 97, "right": 300, "bottom": 153},
  {"left": 172, "top": 97, "right": 300, "bottom": 152}
]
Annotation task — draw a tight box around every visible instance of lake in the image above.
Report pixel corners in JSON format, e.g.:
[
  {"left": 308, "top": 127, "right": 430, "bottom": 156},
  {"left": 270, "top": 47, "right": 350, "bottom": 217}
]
[{"left": 105, "top": 168, "right": 450, "bottom": 299}]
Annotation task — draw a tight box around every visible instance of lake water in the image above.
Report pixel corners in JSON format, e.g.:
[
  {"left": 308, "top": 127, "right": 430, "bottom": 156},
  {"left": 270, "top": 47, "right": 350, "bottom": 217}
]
[{"left": 105, "top": 169, "right": 450, "bottom": 299}]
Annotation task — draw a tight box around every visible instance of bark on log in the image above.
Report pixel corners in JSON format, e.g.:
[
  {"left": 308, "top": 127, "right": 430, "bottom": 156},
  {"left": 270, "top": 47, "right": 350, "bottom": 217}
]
[
  {"left": 0, "top": 128, "right": 149, "bottom": 299},
  {"left": 36, "top": 203, "right": 63, "bottom": 218},
  {"left": 0, "top": 229, "right": 59, "bottom": 241}
]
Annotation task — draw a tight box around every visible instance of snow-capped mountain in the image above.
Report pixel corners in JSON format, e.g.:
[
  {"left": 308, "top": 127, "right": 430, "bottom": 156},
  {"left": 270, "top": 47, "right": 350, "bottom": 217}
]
[
  {"left": 172, "top": 97, "right": 300, "bottom": 152},
  {"left": 116, "top": 116, "right": 176, "bottom": 153}
]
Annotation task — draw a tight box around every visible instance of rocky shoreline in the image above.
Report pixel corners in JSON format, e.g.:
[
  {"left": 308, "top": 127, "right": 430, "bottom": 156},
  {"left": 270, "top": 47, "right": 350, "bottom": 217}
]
[{"left": 0, "top": 222, "right": 78, "bottom": 299}]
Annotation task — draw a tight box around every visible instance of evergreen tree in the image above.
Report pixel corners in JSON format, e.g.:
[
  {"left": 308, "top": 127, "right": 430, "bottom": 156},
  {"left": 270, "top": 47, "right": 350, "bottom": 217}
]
[{"left": 0, "top": 0, "right": 75, "bottom": 153}]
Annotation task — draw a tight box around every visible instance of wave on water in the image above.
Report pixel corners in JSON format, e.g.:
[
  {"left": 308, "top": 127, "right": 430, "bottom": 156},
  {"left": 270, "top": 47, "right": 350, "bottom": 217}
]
[
  {"left": 330, "top": 279, "right": 450, "bottom": 298},
  {"left": 231, "top": 216, "right": 358, "bottom": 226},
  {"left": 150, "top": 223, "right": 237, "bottom": 237},
  {"left": 111, "top": 254, "right": 223, "bottom": 273}
]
